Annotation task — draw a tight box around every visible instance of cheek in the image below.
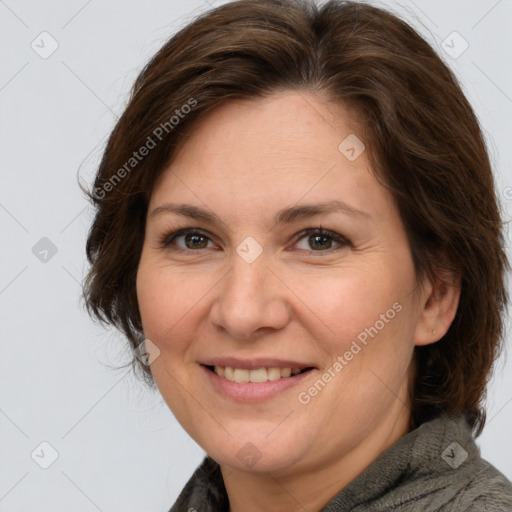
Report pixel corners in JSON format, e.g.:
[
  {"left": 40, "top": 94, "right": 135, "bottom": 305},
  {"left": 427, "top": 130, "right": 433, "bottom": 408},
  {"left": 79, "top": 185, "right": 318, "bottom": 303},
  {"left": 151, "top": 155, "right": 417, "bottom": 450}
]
[
  {"left": 136, "top": 261, "right": 222, "bottom": 360},
  {"left": 293, "top": 267, "right": 401, "bottom": 340},
  {"left": 136, "top": 264, "right": 191, "bottom": 344},
  {"left": 296, "top": 270, "right": 414, "bottom": 418},
  {"left": 292, "top": 263, "right": 416, "bottom": 389}
]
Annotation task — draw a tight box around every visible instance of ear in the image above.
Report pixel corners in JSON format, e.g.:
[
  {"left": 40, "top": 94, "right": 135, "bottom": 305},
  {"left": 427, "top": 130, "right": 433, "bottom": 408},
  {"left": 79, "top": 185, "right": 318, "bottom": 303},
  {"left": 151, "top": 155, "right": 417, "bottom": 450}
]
[{"left": 413, "top": 268, "right": 461, "bottom": 346}]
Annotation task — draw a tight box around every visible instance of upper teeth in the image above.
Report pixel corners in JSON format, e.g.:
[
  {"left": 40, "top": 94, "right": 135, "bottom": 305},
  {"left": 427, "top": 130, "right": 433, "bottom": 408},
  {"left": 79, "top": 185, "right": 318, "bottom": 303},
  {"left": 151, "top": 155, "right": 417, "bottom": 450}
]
[{"left": 214, "top": 366, "right": 302, "bottom": 383}]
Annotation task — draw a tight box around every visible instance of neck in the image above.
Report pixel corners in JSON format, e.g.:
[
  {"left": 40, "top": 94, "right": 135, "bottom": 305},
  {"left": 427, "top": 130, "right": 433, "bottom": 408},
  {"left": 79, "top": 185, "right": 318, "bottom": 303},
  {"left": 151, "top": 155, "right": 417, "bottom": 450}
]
[{"left": 221, "top": 404, "right": 411, "bottom": 512}]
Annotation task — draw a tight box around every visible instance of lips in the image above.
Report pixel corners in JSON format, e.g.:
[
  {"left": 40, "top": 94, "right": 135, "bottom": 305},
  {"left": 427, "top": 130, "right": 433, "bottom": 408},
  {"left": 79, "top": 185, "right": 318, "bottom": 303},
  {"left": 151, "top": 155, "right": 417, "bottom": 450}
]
[{"left": 201, "top": 362, "right": 317, "bottom": 402}]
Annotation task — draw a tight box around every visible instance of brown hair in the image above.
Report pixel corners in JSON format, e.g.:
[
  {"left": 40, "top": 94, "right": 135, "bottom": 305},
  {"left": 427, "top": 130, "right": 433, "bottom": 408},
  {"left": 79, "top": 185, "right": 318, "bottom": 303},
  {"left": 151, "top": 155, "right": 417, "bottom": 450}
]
[{"left": 84, "top": 0, "right": 509, "bottom": 435}]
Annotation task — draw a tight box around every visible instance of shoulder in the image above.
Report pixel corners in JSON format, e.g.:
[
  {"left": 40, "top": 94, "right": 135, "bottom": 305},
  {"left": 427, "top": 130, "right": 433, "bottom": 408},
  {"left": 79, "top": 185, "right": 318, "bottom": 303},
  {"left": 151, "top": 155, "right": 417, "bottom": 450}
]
[
  {"left": 452, "top": 458, "right": 512, "bottom": 511},
  {"left": 360, "top": 415, "right": 512, "bottom": 512}
]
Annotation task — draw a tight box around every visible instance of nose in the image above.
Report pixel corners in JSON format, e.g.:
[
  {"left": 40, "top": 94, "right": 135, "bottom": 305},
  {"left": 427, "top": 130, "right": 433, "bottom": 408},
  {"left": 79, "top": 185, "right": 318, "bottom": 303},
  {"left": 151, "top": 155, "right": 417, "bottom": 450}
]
[{"left": 209, "top": 248, "right": 292, "bottom": 341}]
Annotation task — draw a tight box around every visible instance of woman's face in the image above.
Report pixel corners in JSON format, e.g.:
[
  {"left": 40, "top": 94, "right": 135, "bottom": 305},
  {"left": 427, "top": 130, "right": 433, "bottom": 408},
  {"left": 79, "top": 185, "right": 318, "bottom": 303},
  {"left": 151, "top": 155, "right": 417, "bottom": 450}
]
[{"left": 136, "top": 90, "right": 430, "bottom": 475}]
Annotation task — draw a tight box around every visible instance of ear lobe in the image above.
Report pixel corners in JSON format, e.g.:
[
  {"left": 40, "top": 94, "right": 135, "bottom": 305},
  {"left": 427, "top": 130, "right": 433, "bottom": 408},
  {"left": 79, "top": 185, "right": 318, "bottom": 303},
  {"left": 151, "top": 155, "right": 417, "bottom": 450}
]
[{"left": 413, "top": 269, "right": 461, "bottom": 347}]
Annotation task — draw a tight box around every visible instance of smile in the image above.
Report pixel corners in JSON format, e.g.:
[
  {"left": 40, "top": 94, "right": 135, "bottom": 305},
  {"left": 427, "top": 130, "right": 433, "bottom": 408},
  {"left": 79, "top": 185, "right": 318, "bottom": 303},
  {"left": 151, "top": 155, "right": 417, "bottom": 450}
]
[
  {"left": 208, "top": 365, "right": 312, "bottom": 383},
  {"left": 201, "top": 363, "right": 317, "bottom": 402}
]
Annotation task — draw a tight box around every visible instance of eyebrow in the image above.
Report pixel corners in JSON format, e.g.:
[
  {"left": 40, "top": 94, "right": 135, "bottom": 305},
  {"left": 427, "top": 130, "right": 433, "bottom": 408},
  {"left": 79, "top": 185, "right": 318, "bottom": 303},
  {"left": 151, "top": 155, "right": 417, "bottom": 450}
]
[{"left": 150, "top": 200, "right": 370, "bottom": 229}]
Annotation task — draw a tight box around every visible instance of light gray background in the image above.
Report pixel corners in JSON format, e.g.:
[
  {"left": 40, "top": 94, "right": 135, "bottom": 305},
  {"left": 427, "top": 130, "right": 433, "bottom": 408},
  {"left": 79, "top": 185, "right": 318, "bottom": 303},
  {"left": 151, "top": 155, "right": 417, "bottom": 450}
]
[{"left": 1, "top": 0, "right": 511, "bottom": 510}]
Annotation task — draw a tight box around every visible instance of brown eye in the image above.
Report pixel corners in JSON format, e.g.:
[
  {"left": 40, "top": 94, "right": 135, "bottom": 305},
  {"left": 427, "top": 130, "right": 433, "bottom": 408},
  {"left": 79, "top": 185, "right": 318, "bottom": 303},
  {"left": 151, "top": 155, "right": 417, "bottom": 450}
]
[
  {"left": 162, "top": 229, "right": 214, "bottom": 250},
  {"left": 308, "top": 233, "right": 333, "bottom": 250},
  {"left": 294, "top": 228, "right": 350, "bottom": 253},
  {"left": 183, "top": 233, "right": 209, "bottom": 249}
]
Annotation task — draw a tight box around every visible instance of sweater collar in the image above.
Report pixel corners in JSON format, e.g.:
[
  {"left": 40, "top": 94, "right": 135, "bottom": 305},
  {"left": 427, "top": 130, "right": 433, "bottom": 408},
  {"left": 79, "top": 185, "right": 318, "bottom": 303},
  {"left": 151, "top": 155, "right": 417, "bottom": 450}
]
[{"left": 321, "top": 413, "right": 478, "bottom": 510}]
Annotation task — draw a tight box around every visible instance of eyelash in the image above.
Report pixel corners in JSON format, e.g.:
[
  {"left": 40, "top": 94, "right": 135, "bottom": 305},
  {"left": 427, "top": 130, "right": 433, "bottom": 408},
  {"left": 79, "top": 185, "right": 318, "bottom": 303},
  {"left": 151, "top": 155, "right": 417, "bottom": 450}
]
[{"left": 159, "top": 226, "right": 351, "bottom": 255}]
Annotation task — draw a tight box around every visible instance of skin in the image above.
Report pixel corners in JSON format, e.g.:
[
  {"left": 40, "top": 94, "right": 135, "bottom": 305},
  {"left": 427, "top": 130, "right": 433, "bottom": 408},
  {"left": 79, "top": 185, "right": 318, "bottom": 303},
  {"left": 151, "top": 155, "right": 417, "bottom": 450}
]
[{"left": 136, "top": 90, "right": 460, "bottom": 512}]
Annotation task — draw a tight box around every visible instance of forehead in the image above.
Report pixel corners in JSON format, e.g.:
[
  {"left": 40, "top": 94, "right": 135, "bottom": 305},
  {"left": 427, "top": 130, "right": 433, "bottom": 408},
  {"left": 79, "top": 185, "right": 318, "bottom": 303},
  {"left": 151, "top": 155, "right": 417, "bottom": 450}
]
[{"left": 150, "top": 91, "right": 396, "bottom": 225}]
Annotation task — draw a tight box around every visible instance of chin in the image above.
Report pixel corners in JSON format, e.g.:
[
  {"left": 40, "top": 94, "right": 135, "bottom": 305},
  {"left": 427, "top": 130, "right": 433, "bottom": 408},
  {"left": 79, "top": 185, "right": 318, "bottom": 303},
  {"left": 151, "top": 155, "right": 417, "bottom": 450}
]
[{"left": 201, "top": 430, "right": 309, "bottom": 475}]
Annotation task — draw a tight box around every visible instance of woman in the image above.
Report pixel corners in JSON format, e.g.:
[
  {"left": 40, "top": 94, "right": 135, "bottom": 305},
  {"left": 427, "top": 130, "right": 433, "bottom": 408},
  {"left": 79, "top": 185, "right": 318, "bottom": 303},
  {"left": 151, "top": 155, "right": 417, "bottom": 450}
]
[{"left": 84, "top": 0, "right": 512, "bottom": 510}]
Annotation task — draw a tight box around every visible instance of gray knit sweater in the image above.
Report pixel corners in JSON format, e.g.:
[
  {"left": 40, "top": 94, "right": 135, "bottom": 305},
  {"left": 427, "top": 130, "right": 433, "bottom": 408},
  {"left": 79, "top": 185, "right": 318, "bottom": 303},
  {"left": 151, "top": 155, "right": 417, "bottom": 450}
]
[{"left": 169, "top": 415, "right": 512, "bottom": 511}]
